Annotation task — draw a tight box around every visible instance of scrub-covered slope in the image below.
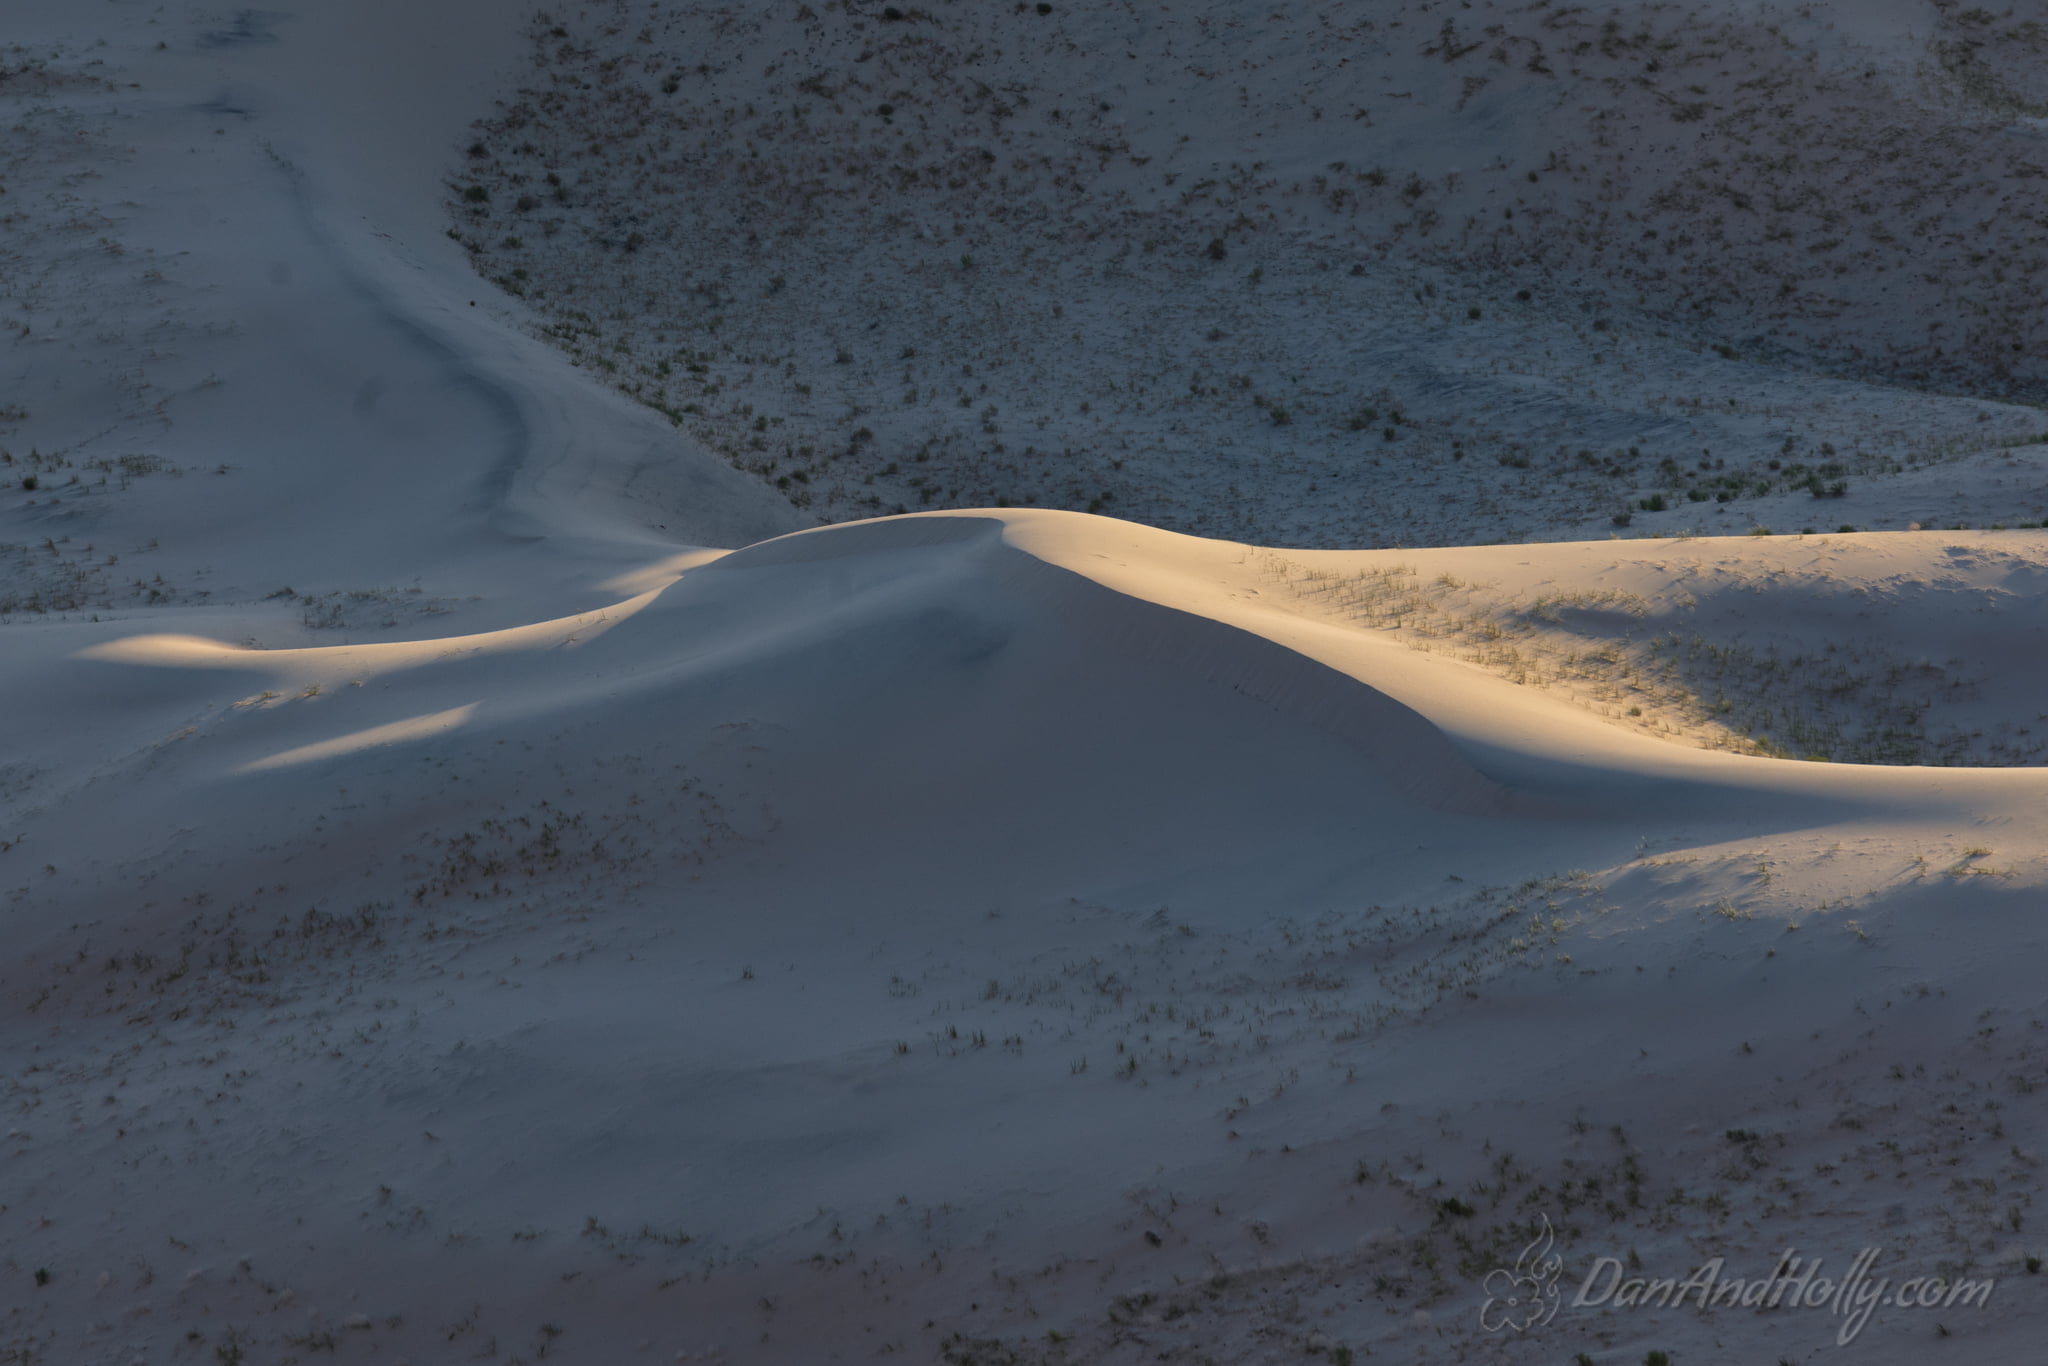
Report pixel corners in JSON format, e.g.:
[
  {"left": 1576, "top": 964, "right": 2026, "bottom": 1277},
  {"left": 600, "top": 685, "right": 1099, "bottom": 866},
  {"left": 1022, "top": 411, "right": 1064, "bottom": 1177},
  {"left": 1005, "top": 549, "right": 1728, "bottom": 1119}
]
[{"left": 446, "top": 0, "right": 2048, "bottom": 544}]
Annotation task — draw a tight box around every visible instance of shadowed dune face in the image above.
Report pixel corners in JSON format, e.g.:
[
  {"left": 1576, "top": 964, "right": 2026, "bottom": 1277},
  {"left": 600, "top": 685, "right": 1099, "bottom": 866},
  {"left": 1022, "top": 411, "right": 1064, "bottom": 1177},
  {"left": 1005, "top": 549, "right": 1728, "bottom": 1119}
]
[
  {"left": 696, "top": 512, "right": 1512, "bottom": 816},
  {"left": 27, "top": 512, "right": 1521, "bottom": 935},
  {"left": 9, "top": 509, "right": 2048, "bottom": 1366},
  {"left": 27, "top": 512, "right": 2035, "bottom": 969}
]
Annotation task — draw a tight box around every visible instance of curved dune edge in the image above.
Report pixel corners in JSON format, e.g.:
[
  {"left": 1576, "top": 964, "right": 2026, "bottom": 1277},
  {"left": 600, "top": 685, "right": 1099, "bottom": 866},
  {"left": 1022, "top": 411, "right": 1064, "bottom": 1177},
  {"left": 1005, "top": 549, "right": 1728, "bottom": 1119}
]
[
  {"left": 977, "top": 513, "right": 2047, "bottom": 790},
  {"left": 64, "top": 509, "right": 2048, "bottom": 821},
  {"left": 706, "top": 510, "right": 1508, "bottom": 810},
  {"left": 58, "top": 511, "right": 1507, "bottom": 813},
  {"left": 74, "top": 588, "right": 661, "bottom": 681}
]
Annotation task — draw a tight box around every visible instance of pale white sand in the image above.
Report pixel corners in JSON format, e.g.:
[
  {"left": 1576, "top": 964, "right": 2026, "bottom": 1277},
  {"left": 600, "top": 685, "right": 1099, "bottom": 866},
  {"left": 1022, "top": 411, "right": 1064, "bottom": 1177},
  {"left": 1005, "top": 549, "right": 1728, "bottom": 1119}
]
[{"left": 3, "top": 3, "right": 2046, "bottom": 1363}]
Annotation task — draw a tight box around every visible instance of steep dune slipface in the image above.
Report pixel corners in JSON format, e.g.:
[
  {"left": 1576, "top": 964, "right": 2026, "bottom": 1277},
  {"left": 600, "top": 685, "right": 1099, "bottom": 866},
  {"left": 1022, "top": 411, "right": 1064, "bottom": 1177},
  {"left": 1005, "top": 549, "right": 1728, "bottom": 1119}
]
[
  {"left": 9, "top": 512, "right": 2048, "bottom": 1365},
  {"left": 29, "top": 511, "right": 1515, "bottom": 951},
  {"left": 698, "top": 513, "right": 1510, "bottom": 814},
  {"left": 8, "top": 511, "right": 1545, "bottom": 1361}
]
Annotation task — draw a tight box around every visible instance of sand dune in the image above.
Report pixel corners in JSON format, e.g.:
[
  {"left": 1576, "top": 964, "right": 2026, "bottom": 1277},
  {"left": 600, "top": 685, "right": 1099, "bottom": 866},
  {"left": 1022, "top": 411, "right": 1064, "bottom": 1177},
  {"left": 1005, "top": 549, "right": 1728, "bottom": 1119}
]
[
  {"left": 12, "top": 507, "right": 2048, "bottom": 1362},
  {"left": 3, "top": 2, "right": 2046, "bottom": 1363}
]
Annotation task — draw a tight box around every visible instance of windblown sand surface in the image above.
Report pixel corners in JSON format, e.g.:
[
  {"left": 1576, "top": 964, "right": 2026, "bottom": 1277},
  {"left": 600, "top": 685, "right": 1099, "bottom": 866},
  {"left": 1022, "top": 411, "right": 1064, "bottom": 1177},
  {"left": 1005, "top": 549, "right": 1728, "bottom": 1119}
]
[{"left": 4, "top": 2, "right": 2046, "bottom": 1363}]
